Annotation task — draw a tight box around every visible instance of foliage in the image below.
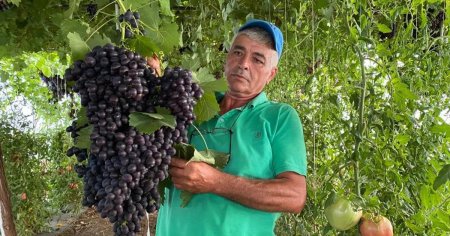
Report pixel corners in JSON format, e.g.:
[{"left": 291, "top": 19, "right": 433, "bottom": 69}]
[
  {"left": 0, "top": 117, "right": 82, "bottom": 236},
  {"left": 0, "top": 0, "right": 449, "bottom": 235}
]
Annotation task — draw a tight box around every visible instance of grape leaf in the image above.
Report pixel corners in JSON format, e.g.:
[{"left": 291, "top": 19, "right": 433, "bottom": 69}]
[
  {"left": 146, "top": 20, "right": 180, "bottom": 52},
  {"left": 181, "top": 54, "right": 201, "bottom": 71},
  {"left": 8, "top": 0, "right": 21, "bottom": 6},
  {"left": 87, "top": 33, "right": 111, "bottom": 49},
  {"left": 129, "top": 111, "right": 176, "bottom": 134},
  {"left": 200, "top": 79, "right": 228, "bottom": 94},
  {"left": 158, "top": 177, "right": 172, "bottom": 205},
  {"left": 159, "top": 0, "right": 174, "bottom": 17},
  {"left": 122, "top": 0, "right": 149, "bottom": 8},
  {"left": 75, "top": 106, "right": 88, "bottom": 128},
  {"left": 172, "top": 143, "right": 229, "bottom": 207},
  {"left": 173, "top": 143, "right": 195, "bottom": 161},
  {"left": 190, "top": 149, "right": 215, "bottom": 165},
  {"left": 60, "top": 19, "right": 89, "bottom": 39},
  {"left": 158, "top": 21, "right": 180, "bottom": 51},
  {"left": 156, "top": 107, "right": 172, "bottom": 115},
  {"left": 67, "top": 32, "right": 90, "bottom": 61},
  {"left": 433, "top": 164, "right": 450, "bottom": 190},
  {"left": 129, "top": 35, "right": 159, "bottom": 57},
  {"left": 74, "top": 125, "right": 92, "bottom": 150},
  {"left": 180, "top": 190, "right": 193, "bottom": 208},
  {"left": 193, "top": 67, "right": 215, "bottom": 83},
  {"left": 206, "top": 149, "right": 230, "bottom": 169},
  {"left": 139, "top": 4, "right": 160, "bottom": 30},
  {"left": 157, "top": 143, "right": 194, "bottom": 206},
  {"left": 64, "top": 0, "right": 81, "bottom": 19},
  {"left": 194, "top": 91, "right": 220, "bottom": 123}
]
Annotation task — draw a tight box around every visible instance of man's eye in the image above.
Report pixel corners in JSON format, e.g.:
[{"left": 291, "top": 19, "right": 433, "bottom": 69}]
[{"left": 255, "top": 59, "right": 264, "bottom": 64}]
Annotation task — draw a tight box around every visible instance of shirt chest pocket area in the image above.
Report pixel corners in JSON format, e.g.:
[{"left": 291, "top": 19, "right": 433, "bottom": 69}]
[{"left": 248, "top": 130, "right": 269, "bottom": 145}]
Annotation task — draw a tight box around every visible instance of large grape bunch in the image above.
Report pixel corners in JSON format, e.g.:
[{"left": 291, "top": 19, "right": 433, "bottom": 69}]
[{"left": 64, "top": 44, "right": 203, "bottom": 235}]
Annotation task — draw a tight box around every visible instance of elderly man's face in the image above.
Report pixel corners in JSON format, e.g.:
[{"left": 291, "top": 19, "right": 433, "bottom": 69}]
[{"left": 224, "top": 34, "right": 278, "bottom": 99}]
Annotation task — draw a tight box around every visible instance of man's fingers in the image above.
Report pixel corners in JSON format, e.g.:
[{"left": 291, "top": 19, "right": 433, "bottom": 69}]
[
  {"left": 168, "top": 166, "right": 185, "bottom": 177},
  {"left": 170, "top": 158, "right": 187, "bottom": 168}
]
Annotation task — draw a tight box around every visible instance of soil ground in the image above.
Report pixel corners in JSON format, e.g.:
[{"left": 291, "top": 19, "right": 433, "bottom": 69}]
[{"left": 35, "top": 207, "right": 157, "bottom": 236}]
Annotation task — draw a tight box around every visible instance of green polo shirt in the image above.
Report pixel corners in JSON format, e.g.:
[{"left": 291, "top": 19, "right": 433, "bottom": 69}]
[{"left": 156, "top": 92, "right": 307, "bottom": 236}]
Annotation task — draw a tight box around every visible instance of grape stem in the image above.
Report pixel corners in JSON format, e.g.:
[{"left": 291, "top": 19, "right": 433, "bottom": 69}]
[
  {"left": 190, "top": 125, "right": 210, "bottom": 154},
  {"left": 85, "top": 16, "right": 116, "bottom": 43},
  {"left": 87, "top": 1, "right": 116, "bottom": 23},
  {"left": 115, "top": 0, "right": 127, "bottom": 12}
]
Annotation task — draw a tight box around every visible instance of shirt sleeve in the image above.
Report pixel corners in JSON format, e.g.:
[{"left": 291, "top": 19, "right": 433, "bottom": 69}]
[{"left": 271, "top": 105, "right": 307, "bottom": 176}]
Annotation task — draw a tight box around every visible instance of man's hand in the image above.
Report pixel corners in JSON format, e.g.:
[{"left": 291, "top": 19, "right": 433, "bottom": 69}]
[
  {"left": 146, "top": 53, "right": 161, "bottom": 76},
  {"left": 169, "top": 158, "right": 221, "bottom": 193},
  {"left": 168, "top": 157, "right": 307, "bottom": 213}
]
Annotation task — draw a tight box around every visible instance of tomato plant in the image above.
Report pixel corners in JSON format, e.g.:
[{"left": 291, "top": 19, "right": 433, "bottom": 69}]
[
  {"left": 324, "top": 193, "right": 362, "bottom": 231},
  {"left": 360, "top": 215, "right": 393, "bottom": 236}
]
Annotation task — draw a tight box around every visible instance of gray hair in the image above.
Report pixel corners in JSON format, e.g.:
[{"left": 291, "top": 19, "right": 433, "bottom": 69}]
[{"left": 232, "top": 27, "right": 279, "bottom": 66}]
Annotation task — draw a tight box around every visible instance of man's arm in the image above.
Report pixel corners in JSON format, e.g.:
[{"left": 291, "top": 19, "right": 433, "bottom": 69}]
[{"left": 169, "top": 158, "right": 307, "bottom": 213}]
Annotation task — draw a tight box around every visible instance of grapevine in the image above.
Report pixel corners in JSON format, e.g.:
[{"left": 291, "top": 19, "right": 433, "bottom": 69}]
[{"left": 64, "top": 43, "right": 203, "bottom": 235}]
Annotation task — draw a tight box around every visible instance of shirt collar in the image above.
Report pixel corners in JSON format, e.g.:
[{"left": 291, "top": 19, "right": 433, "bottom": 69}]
[
  {"left": 215, "top": 92, "right": 268, "bottom": 110},
  {"left": 246, "top": 92, "right": 268, "bottom": 109}
]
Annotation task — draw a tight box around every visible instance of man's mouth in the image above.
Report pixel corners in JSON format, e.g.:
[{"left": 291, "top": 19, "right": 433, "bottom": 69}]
[{"left": 231, "top": 73, "right": 248, "bottom": 81}]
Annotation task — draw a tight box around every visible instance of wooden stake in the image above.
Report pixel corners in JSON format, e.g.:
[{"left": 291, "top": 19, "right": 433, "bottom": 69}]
[{"left": 0, "top": 144, "right": 17, "bottom": 236}]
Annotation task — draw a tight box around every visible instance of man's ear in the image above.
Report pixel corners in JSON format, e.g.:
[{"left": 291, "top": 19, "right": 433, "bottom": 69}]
[{"left": 268, "top": 66, "right": 278, "bottom": 83}]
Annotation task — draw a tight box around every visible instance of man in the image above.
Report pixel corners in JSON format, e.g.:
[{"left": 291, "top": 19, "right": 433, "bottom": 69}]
[{"left": 156, "top": 19, "right": 307, "bottom": 236}]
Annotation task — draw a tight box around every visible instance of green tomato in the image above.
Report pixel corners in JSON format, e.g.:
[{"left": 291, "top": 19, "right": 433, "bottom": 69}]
[{"left": 324, "top": 196, "right": 362, "bottom": 231}]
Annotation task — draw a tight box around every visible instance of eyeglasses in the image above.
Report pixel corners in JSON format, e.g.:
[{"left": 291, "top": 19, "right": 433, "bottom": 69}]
[
  {"left": 189, "top": 128, "right": 233, "bottom": 155},
  {"left": 189, "top": 104, "right": 248, "bottom": 158}
]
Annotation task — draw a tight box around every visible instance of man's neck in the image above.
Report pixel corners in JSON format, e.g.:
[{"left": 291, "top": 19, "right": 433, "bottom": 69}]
[{"left": 219, "top": 92, "right": 255, "bottom": 114}]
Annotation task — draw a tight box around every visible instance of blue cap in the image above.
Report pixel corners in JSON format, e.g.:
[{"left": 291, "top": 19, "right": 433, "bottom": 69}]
[{"left": 238, "top": 19, "right": 284, "bottom": 59}]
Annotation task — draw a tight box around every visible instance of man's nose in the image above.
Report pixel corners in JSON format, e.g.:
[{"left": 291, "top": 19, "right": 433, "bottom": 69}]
[{"left": 238, "top": 55, "right": 250, "bottom": 70}]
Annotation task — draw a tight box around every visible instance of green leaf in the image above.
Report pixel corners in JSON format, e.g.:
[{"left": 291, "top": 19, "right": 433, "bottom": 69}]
[
  {"left": 430, "top": 124, "right": 450, "bottom": 137},
  {"left": 200, "top": 79, "right": 228, "bottom": 94},
  {"left": 173, "top": 143, "right": 195, "bottom": 161},
  {"left": 193, "top": 91, "right": 220, "bottom": 123},
  {"left": 159, "top": 0, "right": 174, "bottom": 16},
  {"left": 315, "top": 0, "right": 329, "bottom": 10},
  {"left": 60, "top": 19, "right": 89, "bottom": 39},
  {"left": 67, "top": 32, "right": 90, "bottom": 61},
  {"left": 190, "top": 149, "right": 215, "bottom": 165},
  {"left": 194, "top": 67, "right": 215, "bottom": 83},
  {"left": 205, "top": 149, "right": 229, "bottom": 169},
  {"left": 147, "top": 20, "right": 180, "bottom": 52},
  {"left": 129, "top": 111, "right": 176, "bottom": 134},
  {"left": 86, "top": 33, "right": 111, "bottom": 49},
  {"left": 325, "top": 191, "right": 337, "bottom": 208},
  {"left": 0, "top": 70, "right": 8, "bottom": 82},
  {"left": 129, "top": 35, "right": 159, "bottom": 57},
  {"left": 433, "top": 164, "right": 450, "bottom": 190},
  {"left": 75, "top": 125, "right": 92, "bottom": 150},
  {"left": 75, "top": 107, "right": 88, "bottom": 128},
  {"left": 392, "top": 78, "right": 417, "bottom": 102},
  {"left": 8, "top": 0, "right": 21, "bottom": 6},
  {"left": 64, "top": 0, "right": 81, "bottom": 19},
  {"left": 157, "top": 177, "right": 172, "bottom": 205},
  {"left": 178, "top": 148, "right": 229, "bottom": 207},
  {"left": 419, "top": 185, "right": 431, "bottom": 209},
  {"left": 139, "top": 4, "right": 160, "bottom": 31},
  {"left": 156, "top": 106, "right": 172, "bottom": 115},
  {"left": 180, "top": 190, "right": 193, "bottom": 207},
  {"left": 181, "top": 54, "right": 201, "bottom": 71},
  {"left": 122, "top": 0, "right": 149, "bottom": 8},
  {"left": 377, "top": 23, "right": 392, "bottom": 33}
]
